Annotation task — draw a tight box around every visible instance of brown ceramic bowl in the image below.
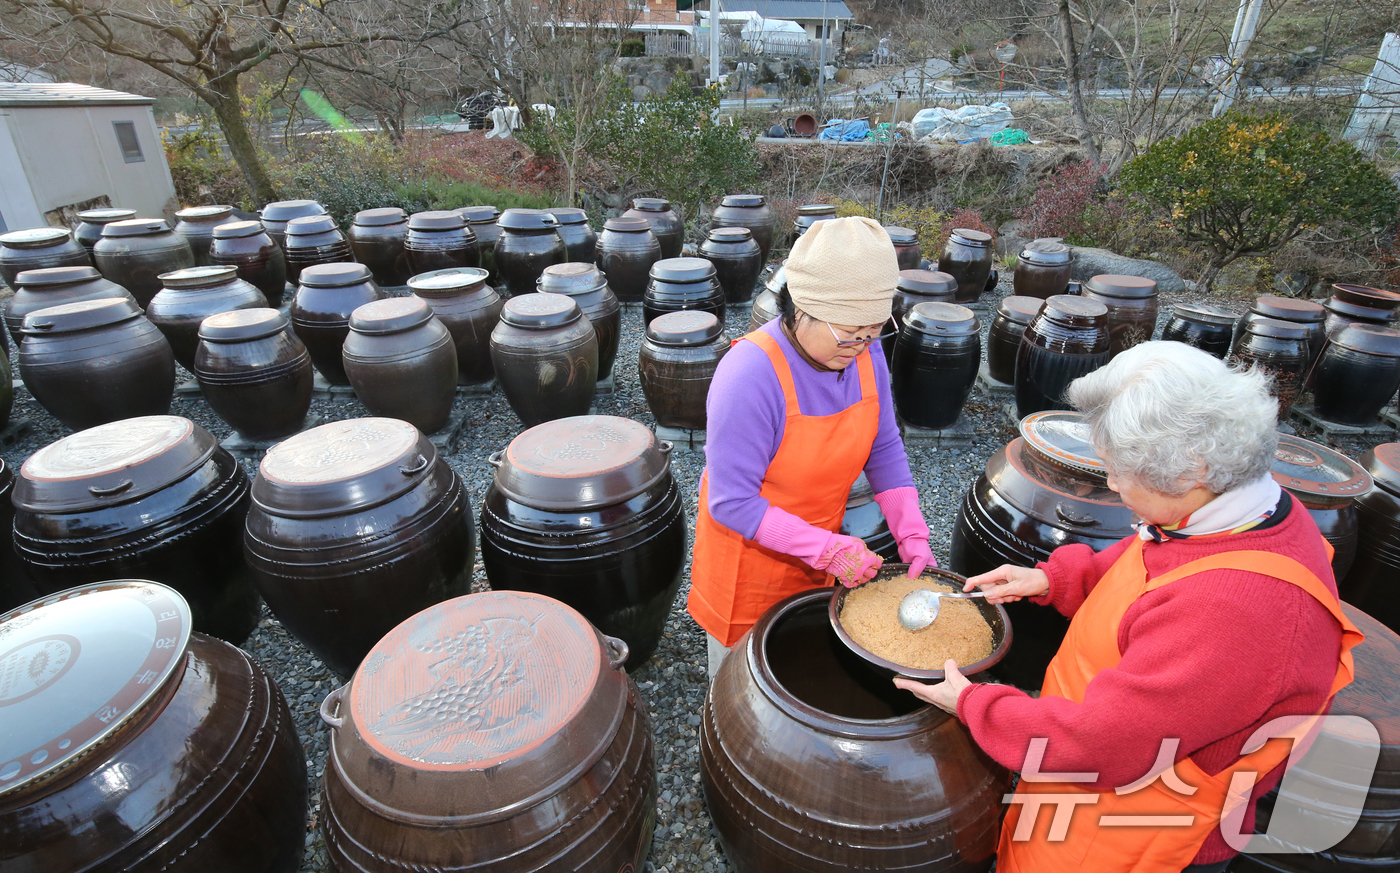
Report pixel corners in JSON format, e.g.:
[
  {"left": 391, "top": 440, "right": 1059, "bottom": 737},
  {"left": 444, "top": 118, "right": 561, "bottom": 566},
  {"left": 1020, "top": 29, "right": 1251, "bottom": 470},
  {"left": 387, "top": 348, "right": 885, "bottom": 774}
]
[{"left": 829, "top": 563, "right": 1012, "bottom": 680}]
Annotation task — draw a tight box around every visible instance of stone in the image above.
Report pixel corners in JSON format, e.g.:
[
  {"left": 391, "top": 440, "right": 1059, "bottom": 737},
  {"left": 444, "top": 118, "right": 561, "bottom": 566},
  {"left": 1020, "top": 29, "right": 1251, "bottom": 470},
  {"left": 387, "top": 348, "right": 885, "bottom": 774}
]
[
  {"left": 426, "top": 406, "right": 471, "bottom": 452},
  {"left": 1067, "top": 245, "right": 1186, "bottom": 292},
  {"left": 976, "top": 362, "right": 1014, "bottom": 395},
  {"left": 221, "top": 414, "right": 325, "bottom": 458},
  {"left": 0, "top": 417, "right": 32, "bottom": 449},
  {"left": 995, "top": 220, "right": 1029, "bottom": 258},
  {"left": 899, "top": 414, "right": 975, "bottom": 448},
  {"left": 311, "top": 372, "right": 357, "bottom": 399},
  {"left": 632, "top": 85, "right": 651, "bottom": 102},
  {"left": 456, "top": 378, "right": 496, "bottom": 396},
  {"left": 655, "top": 425, "right": 705, "bottom": 453},
  {"left": 594, "top": 372, "right": 616, "bottom": 396},
  {"left": 1272, "top": 270, "right": 1316, "bottom": 298},
  {"left": 1291, "top": 402, "right": 1396, "bottom": 438}
]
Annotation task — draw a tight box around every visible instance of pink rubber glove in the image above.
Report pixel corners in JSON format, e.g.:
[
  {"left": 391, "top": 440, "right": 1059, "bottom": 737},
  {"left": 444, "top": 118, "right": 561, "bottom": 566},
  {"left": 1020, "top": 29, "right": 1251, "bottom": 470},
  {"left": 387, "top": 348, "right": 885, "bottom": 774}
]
[
  {"left": 873, "top": 486, "right": 936, "bottom": 577},
  {"left": 753, "top": 505, "right": 883, "bottom": 587}
]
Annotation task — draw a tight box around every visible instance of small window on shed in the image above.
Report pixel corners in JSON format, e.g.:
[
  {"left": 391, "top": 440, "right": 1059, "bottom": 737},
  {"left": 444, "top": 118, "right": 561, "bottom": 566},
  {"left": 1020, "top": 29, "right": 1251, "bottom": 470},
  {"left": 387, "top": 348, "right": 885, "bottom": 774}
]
[{"left": 112, "top": 121, "right": 144, "bottom": 163}]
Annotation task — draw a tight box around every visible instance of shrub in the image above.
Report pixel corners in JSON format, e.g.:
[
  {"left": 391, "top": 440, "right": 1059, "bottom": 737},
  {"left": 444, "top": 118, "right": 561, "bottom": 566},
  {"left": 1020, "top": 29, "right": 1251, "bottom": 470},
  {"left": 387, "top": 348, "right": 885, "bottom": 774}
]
[
  {"left": 620, "top": 38, "right": 646, "bottom": 57},
  {"left": 163, "top": 120, "right": 254, "bottom": 209},
  {"left": 1118, "top": 111, "right": 1400, "bottom": 291},
  {"left": 1016, "top": 159, "right": 1102, "bottom": 242},
  {"left": 833, "top": 199, "right": 992, "bottom": 259},
  {"left": 396, "top": 180, "right": 554, "bottom": 213},
  {"left": 277, "top": 134, "right": 418, "bottom": 229}
]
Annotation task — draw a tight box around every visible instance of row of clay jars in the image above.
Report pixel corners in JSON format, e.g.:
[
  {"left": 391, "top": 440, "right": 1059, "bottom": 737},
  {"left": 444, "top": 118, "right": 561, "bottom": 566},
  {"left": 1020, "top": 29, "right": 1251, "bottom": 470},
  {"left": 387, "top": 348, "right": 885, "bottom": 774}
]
[
  {"left": 343, "top": 297, "right": 459, "bottom": 434},
  {"left": 490, "top": 293, "right": 598, "bottom": 427},
  {"left": 539, "top": 263, "right": 621, "bottom": 380},
  {"left": 1311, "top": 324, "right": 1400, "bottom": 427},
  {"left": 639, "top": 311, "right": 729, "bottom": 430},
  {"left": 73, "top": 208, "right": 136, "bottom": 253},
  {"left": 623, "top": 198, "right": 683, "bottom": 259},
  {"left": 698, "top": 227, "right": 762, "bottom": 304},
  {"left": 290, "top": 262, "right": 387, "bottom": 385},
  {"left": 5, "top": 266, "right": 137, "bottom": 347},
  {"left": 210, "top": 220, "right": 287, "bottom": 307},
  {"left": 884, "top": 226, "right": 921, "bottom": 271},
  {"left": 891, "top": 302, "right": 981, "bottom": 430},
  {"left": 173, "top": 205, "right": 241, "bottom": 265},
  {"left": 94, "top": 219, "right": 197, "bottom": 308},
  {"left": 408, "top": 267, "right": 503, "bottom": 386},
  {"left": 711, "top": 194, "right": 775, "bottom": 263},
  {"left": 643, "top": 257, "right": 725, "bottom": 326},
  {"left": 496, "top": 209, "right": 566, "bottom": 297},
  {"left": 195, "top": 308, "right": 314, "bottom": 440},
  {"left": 146, "top": 266, "right": 266, "bottom": 370},
  {"left": 598, "top": 216, "right": 661, "bottom": 303},
  {"left": 0, "top": 227, "right": 92, "bottom": 289}
]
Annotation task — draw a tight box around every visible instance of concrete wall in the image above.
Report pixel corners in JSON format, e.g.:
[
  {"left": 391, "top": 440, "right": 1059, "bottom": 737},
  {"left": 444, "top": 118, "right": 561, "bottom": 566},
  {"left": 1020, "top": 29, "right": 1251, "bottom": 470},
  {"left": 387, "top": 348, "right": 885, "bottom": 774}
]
[{"left": 0, "top": 103, "right": 177, "bottom": 232}]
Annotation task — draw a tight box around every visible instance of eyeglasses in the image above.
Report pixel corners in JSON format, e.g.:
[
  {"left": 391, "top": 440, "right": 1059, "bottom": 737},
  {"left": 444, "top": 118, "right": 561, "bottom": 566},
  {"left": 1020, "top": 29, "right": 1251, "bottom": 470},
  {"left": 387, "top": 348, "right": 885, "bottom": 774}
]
[{"left": 825, "top": 320, "right": 896, "bottom": 348}]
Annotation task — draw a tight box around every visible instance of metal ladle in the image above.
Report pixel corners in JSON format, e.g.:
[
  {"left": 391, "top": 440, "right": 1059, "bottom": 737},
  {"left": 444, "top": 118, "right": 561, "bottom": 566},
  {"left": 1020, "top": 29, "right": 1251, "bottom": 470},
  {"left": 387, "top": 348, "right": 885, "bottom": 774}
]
[{"left": 897, "top": 588, "right": 989, "bottom": 631}]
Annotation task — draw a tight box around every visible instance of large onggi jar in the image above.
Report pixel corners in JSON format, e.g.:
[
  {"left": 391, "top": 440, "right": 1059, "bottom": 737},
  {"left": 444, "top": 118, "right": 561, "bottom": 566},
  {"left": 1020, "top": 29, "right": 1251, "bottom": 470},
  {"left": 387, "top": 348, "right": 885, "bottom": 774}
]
[
  {"left": 1014, "top": 294, "right": 1110, "bottom": 419},
  {"left": 638, "top": 310, "right": 729, "bottom": 430},
  {"left": 891, "top": 302, "right": 980, "bottom": 430},
  {"left": 1348, "top": 444, "right": 1400, "bottom": 633},
  {"left": 711, "top": 193, "right": 776, "bottom": 263},
  {"left": 1080, "top": 273, "right": 1159, "bottom": 357},
  {"left": 1270, "top": 434, "right": 1372, "bottom": 584}
]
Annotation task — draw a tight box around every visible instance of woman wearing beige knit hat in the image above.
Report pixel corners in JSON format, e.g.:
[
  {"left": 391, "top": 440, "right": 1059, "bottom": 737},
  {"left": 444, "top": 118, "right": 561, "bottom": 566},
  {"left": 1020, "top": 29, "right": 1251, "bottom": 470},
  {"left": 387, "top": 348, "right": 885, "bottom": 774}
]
[{"left": 688, "top": 216, "right": 937, "bottom": 677}]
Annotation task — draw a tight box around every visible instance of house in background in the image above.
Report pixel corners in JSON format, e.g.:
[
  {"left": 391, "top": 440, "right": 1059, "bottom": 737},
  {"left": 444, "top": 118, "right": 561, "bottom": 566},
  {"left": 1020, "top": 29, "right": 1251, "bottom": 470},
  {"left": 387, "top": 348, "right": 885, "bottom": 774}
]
[
  {"left": 701, "top": 0, "right": 852, "bottom": 41},
  {"left": 0, "top": 83, "right": 177, "bottom": 232}
]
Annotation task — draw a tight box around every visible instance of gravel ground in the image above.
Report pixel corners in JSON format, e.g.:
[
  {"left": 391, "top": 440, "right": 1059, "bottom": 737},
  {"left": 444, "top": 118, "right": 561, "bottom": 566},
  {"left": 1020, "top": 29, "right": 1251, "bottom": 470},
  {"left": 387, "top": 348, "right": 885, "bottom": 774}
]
[{"left": 0, "top": 276, "right": 1384, "bottom": 872}]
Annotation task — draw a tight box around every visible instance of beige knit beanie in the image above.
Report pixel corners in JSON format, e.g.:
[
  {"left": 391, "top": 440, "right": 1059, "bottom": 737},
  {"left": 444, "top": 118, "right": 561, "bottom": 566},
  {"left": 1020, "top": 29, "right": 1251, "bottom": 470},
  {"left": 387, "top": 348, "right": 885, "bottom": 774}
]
[{"left": 786, "top": 216, "right": 898, "bottom": 326}]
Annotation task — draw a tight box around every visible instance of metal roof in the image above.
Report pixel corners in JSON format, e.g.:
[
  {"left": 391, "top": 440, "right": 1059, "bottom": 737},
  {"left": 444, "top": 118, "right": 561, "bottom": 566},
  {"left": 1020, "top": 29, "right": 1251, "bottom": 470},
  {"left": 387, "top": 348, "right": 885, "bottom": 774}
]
[
  {"left": 0, "top": 83, "right": 155, "bottom": 108},
  {"left": 708, "top": 1, "right": 854, "bottom": 21}
]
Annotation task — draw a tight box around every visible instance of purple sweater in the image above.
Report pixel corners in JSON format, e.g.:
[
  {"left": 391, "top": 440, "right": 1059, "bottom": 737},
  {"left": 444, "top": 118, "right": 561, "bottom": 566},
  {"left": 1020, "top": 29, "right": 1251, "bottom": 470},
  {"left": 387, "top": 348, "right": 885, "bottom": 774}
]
[{"left": 703, "top": 319, "right": 914, "bottom": 538}]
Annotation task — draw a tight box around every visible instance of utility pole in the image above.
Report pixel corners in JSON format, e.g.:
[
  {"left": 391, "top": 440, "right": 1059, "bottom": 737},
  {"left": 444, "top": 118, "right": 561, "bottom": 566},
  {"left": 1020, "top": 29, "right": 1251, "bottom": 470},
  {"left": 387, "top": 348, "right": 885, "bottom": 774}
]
[
  {"left": 877, "top": 89, "right": 904, "bottom": 223},
  {"left": 818, "top": 0, "right": 828, "bottom": 117},
  {"left": 1213, "top": 0, "right": 1265, "bottom": 116},
  {"left": 709, "top": 0, "right": 722, "bottom": 88}
]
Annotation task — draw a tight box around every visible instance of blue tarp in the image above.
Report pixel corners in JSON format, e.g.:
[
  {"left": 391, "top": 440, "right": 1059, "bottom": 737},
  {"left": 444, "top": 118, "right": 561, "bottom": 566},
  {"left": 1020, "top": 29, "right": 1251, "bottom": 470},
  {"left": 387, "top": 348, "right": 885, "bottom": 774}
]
[{"left": 818, "top": 119, "right": 870, "bottom": 141}]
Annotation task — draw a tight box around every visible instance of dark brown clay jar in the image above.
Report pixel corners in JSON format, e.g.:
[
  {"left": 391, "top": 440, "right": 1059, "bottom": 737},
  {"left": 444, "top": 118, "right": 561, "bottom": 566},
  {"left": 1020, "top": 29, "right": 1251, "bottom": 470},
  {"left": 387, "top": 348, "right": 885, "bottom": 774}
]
[
  {"left": 405, "top": 210, "right": 479, "bottom": 276},
  {"left": 1013, "top": 240, "right": 1073, "bottom": 299},
  {"left": 883, "top": 268, "right": 960, "bottom": 363},
  {"left": 1347, "top": 444, "right": 1400, "bottom": 631},
  {"left": 489, "top": 293, "right": 598, "bottom": 427},
  {"left": 18, "top": 297, "right": 175, "bottom": 430},
  {"left": 195, "top": 308, "right": 314, "bottom": 441},
  {"left": 986, "top": 295, "right": 1045, "bottom": 384},
  {"left": 93, "top": 219, "right": 196, "bottom": 309},
  {"left": 839, "top": 471, "right": 899, "bottom": 560},
  {"left": 146, "top": 265, "right": 267, "bottom": 370},
  {"left": 1160, "top": 303, "right": 1238, "bottom": 358},
  {"left": 699, "top": 226, "right": 763, "bottom": 304},
  {"left": 891, "top": 302, "right": 981, "bottom": 430},
  {"left": 1081, "top": 273, "right": 1159, "bottom": 357},
  {"left": 712, "top": 193, "right": 776, "bottom": 263},
  {"left": 243, "top": 418, "right": 474, "bottom": 679},
  {"left": 1234, "top": 295, "right": 1327, "bottom": 367},
  {"left": 1270, "top": 434, "right": 1371, "bottom": 583},
  {"left": 1014, "top": 294, "right": 1111, "bottom": 418},
  {"left": 539, "top": 262, "right": 621, "bottom": 380},
  {"left": 0, "top": 343, "right": 12, "bottom": 430},
  {"left": 1323, "top": 296, "right": 1400, "bottom": 339},
  {"left": 319, "top": 590, "right": 655, "bottom": 872},
  {"left": 639, "top": 310, "right": 729, "bottom": 429},
  {"left": 0, "top": 459, "right": 38, "bottom": 612},
  {"left": 791, "top": 203, "right": 837, "bottom": 243},
  {"left": 348, "top": 207, "right": 411, "bottom": 287},
  {"left": 1228, "top": 316, "right": 1311, "bottom": 418},
  {"left": 258, "top": 199, "right": 326, "bottom": 250},
  {"left": 597, "top": 216, "right": 662, "bottom": 304},
  {"left": 12, "top": 417, "right": 260, "bottom": 642},
  {"left": 458, "top": 205, "right": 502, "bottom": 286},
  {"left": 480, "top": 415, "right": 686, "bottom": 668},
  {"left": 548, "top": 207, "right": 598, "bottom": 263},
  {"left": 937, "top": 228, "right": 994, "bottom": 304},
  {"left": 283, "top": 214, "right": 355, "bottom": 285},
  {"left": 701, "top": 588, "right": 1011, "bottom": 871},
  {"left": 290, "top": 262, "right": 386, "bottom": 386},
  {"left": 73, "top": 207, "right": 136, "bottom": 253},
  {"left": 884, "top": 225, "right": 921, "bottom": 270},
  {"left": 1311, "top": 324, "right": 1400, "bottom": 427},
  {"left": 748, "top": 280, "right": 786, "bottom": 332},
  {"left": 408, "top": 267, "right": 504, "bottom": 386},
  {"left": 342, "top": 297, "right": 458, "bottom": 434},
  {"left": 0, "top": 581, "right": 307, "bottom": 873},
  {"left": 5, "top": 265, "right": 137, "bottom": 344},
  {"left": 495, "top": 208, "right": 565, "bottom": 297},
  {"left": 644, "top": 256, "right": 725, "bottom": 326},
  {"left": 209, "top": 220, "right": 288, "bottom": 307},
  {"left": 951, "top": 411, "right": 1134, "bottom": 688},
  {"left": 173, "top": 205, "right": 240, "bottom": 265},
  {"left": 624, "top": 197, "right": 683, "bottom": 259},
  {"left": 1, "top": 227, "right": 91, "bottom": 288}
]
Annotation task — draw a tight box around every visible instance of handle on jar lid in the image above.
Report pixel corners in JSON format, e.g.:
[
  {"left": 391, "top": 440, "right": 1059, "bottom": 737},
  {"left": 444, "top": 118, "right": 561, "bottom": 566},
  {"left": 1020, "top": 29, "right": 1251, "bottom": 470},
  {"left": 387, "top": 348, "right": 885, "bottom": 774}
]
[
  {"left": 319, "top": 684, "right": 348, "bottom": 728},
  {"left": 657, "top": 440, "right": 673, "bottom": 455},
  {"left": 399, "top": 453, "right": 430, "bottom": 476},
  {"left": 488, "top": 450, "right": 504, "bottom": 468},
  {"left": 540, "top": 214, "right": 558, "bottom": 227},
  {"left": 1055, "top": 504, "right": 1097, "bottom": 527},
  {"left": 88, "top": 479, "right": 134, "bottom": 498},
  {"left": 604, "top": 635, "right": 630, "bottom": 670}
]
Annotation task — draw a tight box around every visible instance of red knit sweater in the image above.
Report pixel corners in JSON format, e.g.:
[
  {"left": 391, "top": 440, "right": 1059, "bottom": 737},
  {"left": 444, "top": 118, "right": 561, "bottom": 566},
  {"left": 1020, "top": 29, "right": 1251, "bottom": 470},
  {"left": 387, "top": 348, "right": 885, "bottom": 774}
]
[{"left": 957, "top": 494, "right": 1345, "bottom": 864}]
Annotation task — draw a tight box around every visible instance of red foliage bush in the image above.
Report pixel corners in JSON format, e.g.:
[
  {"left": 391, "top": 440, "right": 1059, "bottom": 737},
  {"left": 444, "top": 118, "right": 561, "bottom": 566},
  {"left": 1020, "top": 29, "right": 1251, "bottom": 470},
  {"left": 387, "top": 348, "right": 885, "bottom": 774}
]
[
  {"left": 1016, "top": 159, "right": 1103, "bottom": 241},
  {"left": 396, "top": 131, "right": 556, "bottom": 194}
]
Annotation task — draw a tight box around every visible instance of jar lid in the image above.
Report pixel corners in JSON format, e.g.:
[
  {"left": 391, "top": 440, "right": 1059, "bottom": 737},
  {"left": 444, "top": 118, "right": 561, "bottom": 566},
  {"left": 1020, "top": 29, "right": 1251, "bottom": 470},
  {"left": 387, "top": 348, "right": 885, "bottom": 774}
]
[
  {"left": 285, "top": 214, "right": 340, "bottom": 236},
  {"left": 904, "top": 301, "right": 978, "bottom": 335},
  {"left": 494, "top": 415, "right": 672, "bottom": 511},
  {"left": 721, "top": 194, "right": 764, "bottom": 207},
  {"left": 797, "top": 204, "right": 836, "bottom": 216},
  {"left": 648, "top": 310, "right": 722, "bottom": 346},
  {"left": 706, "top": 227, "right": 753, "bottom": 244},
  {"left": 15, "top": 416, "right": 218, "bottom": 512},
  {"left": 1252, "top": 295, "right": 1325, "bottom": 323},
  {"left": 1245, "top": 316, "right": 1311, "bottom": 340},
  {"left": 603, "top": 216, "right": 651, "bottom": 234},
  {"left": 1, "top": 227, "right": 73, "bottom": 248},
  {"left": 1333, "top": 324, "right": 1400, "bottom": 357},
  {"left": 76, "top": 208, "right": 135, "bottom": 224},
  {"left": 883, "top": 226, "right": 918, "bottom": 245},
  {"left": 212, "top": 220, "right": 265, "bottom": 239},
  {"left": 1018, "top": 240, "right": 1072, "bottom": 266},
  {"left": 1360, "top": 443, "right": 1400, "bottom": 497},
  {"left": 997, "top": 295, "right": 1046, "bottom": 325},
  {"left": 499, "top": 292, "right": 580, "bottom": 329},
  {"left": 199, "top": 307, "right": 288, "bottom": 342},
  {"left": 350, "top": 296, "right": 433, "bottom": 334},
  {"left": 22, "top": 297, "right": 141, "bottom": 334},
  {"left": 175, "top": 205, "right": 233, "bottom": 221},
  {"left": 457, "top": 205, "right": 500, "bottom": 223},
  {"left": 1323, "top": 297, "right": 1396, "bottom": 323},
  {"left": 897, "top": 269, "right": 958, "bottom": 297},
  {"left": 14, "top": 266, "right": 102, "bottom": 287},
  {"left": 631, "top": 197, "right": 671, "bottom": 212},
  {"left": 1171, "top": 303, "right": 1238, "bottom": 327},
  {"left": 254, "top": 418, "right": 436, "bottom": 518},
  {"left": 548, "top": 207, "right": 589, "bottom": 225},
  {"left": 1019, "top": 410, "right": 1107, "bottom": 478},
  {"left": 1083, "top": 274, "right": 1158, "bottom": 299},
  {"left": 158, "top": 265, "right": 239, "bottom": 289},
  {"left": 538, "top": 262, "right": 607, "bottom": 296},
  {"left": 497, "top": 208, "right": 558, "bottom": 231},
  {"left": 949, "top": 228, "right": 993, "bottom": 246},
  {"left": 1333, "top": 283, "right": 1400, "bottom": 311},
  {"left": 354, "top": 207, "right": 407, "bottom": 227},
  {"left": 407, "top": 210, "right": 466, "bottom": 231},
  {"left": 259, "top": 199, "right": 325, "bottom": 222},
  {"left": 0, "top": 580, "right": 191, "bottom": 799},
  {"left": 1271, "top": 434, "right": 1371, "bottom": 507},
  {"left": 1041, "top": 294, "right": 1108, "bottom": 326},
  {"left": 407, "top": 267, "right": 489, "bottom": 295},
  {"left": 649, "top": 257, "right": 715, "bottom": 284},
  {"left": 100, "top": 219, "right": 172, "bottom": 238},
  {"left": 298, "top": 262, "right": 374, "bottom": 288}
]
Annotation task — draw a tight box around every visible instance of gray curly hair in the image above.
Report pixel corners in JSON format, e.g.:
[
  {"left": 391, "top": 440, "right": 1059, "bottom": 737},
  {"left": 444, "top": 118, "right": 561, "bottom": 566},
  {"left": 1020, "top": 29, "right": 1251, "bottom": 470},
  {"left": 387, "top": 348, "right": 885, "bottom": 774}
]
[{"left": 1065, "top": 341, "right": 1279, "bottom": 497}]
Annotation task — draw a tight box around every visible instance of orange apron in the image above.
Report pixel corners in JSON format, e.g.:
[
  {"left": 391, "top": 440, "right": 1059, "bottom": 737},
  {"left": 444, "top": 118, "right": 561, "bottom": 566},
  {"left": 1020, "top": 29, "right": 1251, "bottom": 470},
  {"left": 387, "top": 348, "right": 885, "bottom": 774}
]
[
  {"left": 687, "top": 329, "right": 880, "bottom": 647},
  {"left": 997, "top": 538, "right": 1364, "bottom": 873}
]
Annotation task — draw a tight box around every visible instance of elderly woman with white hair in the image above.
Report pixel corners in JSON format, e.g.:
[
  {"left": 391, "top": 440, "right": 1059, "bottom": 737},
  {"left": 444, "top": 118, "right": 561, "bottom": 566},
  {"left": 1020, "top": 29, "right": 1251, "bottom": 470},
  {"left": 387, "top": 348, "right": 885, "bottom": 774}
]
[{"left": 896, "top": 341, "right": 1363, "bottom": 873}]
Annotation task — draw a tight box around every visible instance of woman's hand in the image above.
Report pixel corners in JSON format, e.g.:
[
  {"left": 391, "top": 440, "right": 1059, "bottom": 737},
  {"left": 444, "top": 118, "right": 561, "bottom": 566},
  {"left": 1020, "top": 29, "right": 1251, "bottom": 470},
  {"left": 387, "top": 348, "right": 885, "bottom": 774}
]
[
  {"left": 963, "top": 564, "right": 1050, "bottom": 603},
  {"left": 893, "top": 660, "right": 969, "bottom": 714}
]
